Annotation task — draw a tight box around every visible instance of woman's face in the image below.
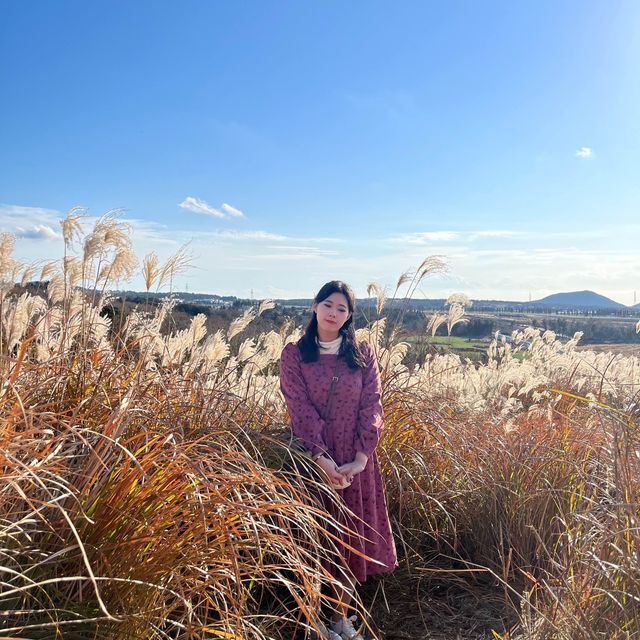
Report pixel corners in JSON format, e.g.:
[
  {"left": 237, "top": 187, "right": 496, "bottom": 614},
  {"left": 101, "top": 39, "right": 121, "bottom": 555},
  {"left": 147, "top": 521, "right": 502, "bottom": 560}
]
[{"left": 312, "top": 292, "right": 352, "bottom": 338}]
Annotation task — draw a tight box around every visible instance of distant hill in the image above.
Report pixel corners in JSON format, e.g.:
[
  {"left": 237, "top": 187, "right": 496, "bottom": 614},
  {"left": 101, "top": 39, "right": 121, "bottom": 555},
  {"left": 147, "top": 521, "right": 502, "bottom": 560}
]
[
  {"left": 109, "top": 288, "right": 635, "bottom": 313},
  {"left": 527, "top": 290, "right": 626, "bottom": 310}
]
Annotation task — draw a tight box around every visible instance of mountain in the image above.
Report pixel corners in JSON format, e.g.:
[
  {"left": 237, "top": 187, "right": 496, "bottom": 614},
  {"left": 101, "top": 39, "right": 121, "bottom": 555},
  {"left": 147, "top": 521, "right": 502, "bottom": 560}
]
[
  {"left": 110, "top": 288, "right": 635, "bottom": 312},
  {"left": 527, "top": 290, "right": 626, "bottom": 310}
]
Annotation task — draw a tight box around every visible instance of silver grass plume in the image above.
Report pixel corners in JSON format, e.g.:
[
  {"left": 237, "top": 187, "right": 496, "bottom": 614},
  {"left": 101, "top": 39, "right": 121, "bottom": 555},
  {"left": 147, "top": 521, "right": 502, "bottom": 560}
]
[
  {"left": 162, "top": 314, "right": 208, "bottom": 368},
  {"left": 427, "top": 312, "right": 447, "bottom": 337},
  {"left": 2, "top": 292, "right": 47, "bottom": 352},
  {"left": 446, "top": 292, "right": 472, "bottom": 307},
  {"left": 260, "top": 330, "right": 284, "bottom": 363},
  {"left": 142, "top": 252, "right": 159, "bottom": 292},
  {"left": 47, "top": 275, "right": 66, "bottom": 305},
  {"left": 228, "top": 307, "right": 256, "bottom": 340},
  {"left": 63, "top": 256, "right": 84, "bottom": 289},
  {"left": 60, "top": 207, "right": 88, "bottom": 247},
  {"left": 284, "top": 326, "right": 303, "bottom": 346},
  {"left": 187, "top": 313, "right": 208, "bottom": 348},
  {"left": 161, "top": 328, "right": 191, "bottom": 367},
  {"left": 39, "top": 261, "right": 58, "bottom": 281},
  {"left": 0, "top": 232, "right": 19, "bottom": 283},
  {"left": 380, "top": 341, "right": 409, "bottom": 372},
  {"left": 258, "top": 299, "right": 275, "bottom": 316},
  {"left": 279, "top": 318, "right": 294, "bottom": 339},
  {"left": 156, "top": 244, "right": 192, "bottom": 291},
  {"left": 98, "top": 246, "right": 138, "bottom": 283},
  {"left": 395, "top": 270, "right": 412, "bottom": 291},
  {"left": 81, "top": 303, "right": 113, "bottom": 354},
  {"left": 416, "top": 255, "right": 447, "bottom": 281},
  {"left": 237, "top": 337, "right": 257, "bottom": 363},
  {"left": 446, "top": 302, "right": 467, "bottom": 335},
  {"left": 83, "top": 211, "right": 131, "bottom": 264},
  {"left": 20, "top": 265, "right": 37, "bottom": 288},
  {"left": 367, "top": 282, "right": 387, "bottom": 315},
  {"left": 202, "top": 330, "right": 230, "bottom": 365},
  {"left": 564, "top": 331, "right": 584, "bottom": 351},
  {"left": 355, "top": 317, "right": 386, "bottom": 353}
]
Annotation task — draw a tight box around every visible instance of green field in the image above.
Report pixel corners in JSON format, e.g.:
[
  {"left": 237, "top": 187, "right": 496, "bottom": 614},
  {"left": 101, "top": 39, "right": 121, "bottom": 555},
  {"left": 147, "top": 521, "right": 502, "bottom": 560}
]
[{"left": 404, "top": 335, "right": 491, "bottom": 361}]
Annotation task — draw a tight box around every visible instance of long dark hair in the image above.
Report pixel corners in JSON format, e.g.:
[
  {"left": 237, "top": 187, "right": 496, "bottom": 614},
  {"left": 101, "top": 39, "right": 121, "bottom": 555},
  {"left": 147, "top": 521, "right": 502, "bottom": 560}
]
[{"left": 298, "top": 280, "right": 366, "bottom": 369}]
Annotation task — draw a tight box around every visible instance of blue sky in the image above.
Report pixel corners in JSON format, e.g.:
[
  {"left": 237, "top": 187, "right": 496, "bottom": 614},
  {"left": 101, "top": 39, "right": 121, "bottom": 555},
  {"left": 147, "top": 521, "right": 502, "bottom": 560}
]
[{"left": 1, "top": 1, "right": 639, "bottom": 304}]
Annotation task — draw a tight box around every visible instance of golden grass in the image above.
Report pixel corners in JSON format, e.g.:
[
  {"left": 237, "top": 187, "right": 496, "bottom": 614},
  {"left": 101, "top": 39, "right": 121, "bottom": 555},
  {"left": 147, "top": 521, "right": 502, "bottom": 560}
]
[{"left": 0, "top": 210, "right": 639, "bottom": 638}]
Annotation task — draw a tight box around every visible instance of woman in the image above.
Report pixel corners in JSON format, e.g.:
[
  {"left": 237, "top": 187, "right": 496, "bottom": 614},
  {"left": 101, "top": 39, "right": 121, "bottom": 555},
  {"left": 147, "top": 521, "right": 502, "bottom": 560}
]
[{"left": 279, "top": 280, "right": 397, "bottom": 640}]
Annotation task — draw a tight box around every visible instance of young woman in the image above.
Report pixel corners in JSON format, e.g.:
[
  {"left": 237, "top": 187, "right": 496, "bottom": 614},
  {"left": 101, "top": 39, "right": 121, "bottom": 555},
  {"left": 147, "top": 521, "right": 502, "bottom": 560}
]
[{"left": 279, "top": 281, "right": 397, "bottom": 640}]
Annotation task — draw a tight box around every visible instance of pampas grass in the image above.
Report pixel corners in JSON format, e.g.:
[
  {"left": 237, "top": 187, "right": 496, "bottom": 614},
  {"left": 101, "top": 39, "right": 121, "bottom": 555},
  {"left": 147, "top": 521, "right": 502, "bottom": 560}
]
[{"left": 1, "top": 209, "right": 639, "bottom": 638}]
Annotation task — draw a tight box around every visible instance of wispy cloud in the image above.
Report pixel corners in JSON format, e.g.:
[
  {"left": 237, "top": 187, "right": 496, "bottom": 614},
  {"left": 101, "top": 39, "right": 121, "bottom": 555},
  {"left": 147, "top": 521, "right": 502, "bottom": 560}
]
[
  {"left": 0, "top": 203, "right": 61, "bottom": 223},
  {"left": 179, "top": 197, "right": 245, "bottom": 219},
  {"left": 247, "top": 246, "right": 340, "bottom": 260},
  {"left": 213, "top": 230, "right": 287, "bottom": 241},
  {"left": 391, "top": 230, "right": 522, "bottom": 245},
  {"left": 395, "top": 231, "right": 460, "bottom": 244},
  {"left": 0, "top": 204, "right": 64, "bottom": 241},
  {"left": 575, "top": 146, "right": 594, "bottom": 158},
  {"left": 266, "top": 246, "right": 339, "bottom": 254},
  {"left": 471, "top": 230, "right": 521, "bottom": 239},
  {"left": 303, "top": 236, "right": 346, "bottom": 244},
  {"left": 15, "top": 224, "right": 61, "bottom": 241},
  {"left": 220, "top": 203, "right": 244, "bottom": 218}
]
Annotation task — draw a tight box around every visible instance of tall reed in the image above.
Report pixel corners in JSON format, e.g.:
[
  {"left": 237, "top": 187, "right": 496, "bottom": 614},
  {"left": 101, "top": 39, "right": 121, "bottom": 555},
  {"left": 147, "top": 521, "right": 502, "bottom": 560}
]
[{"left": 1, "top": 210, "right": 639, "bottom": 638}]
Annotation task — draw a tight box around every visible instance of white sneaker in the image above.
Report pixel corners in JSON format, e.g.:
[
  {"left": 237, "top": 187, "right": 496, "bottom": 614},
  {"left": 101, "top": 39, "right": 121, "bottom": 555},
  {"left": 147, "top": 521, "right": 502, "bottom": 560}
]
[
  {"left": 310, "top": 618, "right": 342, "bottom": 640},
  {"left": 328, "top": 615, "right": 365, "bottom": 640}
]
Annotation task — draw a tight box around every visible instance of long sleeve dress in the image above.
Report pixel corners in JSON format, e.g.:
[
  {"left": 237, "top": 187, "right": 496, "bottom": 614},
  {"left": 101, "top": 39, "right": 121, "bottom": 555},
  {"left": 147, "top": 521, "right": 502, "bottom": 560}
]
[{"left": 279, "top": 339, "right": 397, "bottom": 583}]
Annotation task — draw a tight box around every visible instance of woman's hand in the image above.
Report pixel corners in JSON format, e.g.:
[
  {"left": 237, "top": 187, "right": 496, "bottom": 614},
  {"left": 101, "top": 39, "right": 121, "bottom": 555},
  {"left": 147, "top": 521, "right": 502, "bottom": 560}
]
[
  {"left": 336, "top": 460, "right": 365, "bottom": 478},
  {"left": 336, "top": 452, "right": 368, "bottom": 485},
  {"left": 315, "top": 455, "right": 350, "bottom": 489}
]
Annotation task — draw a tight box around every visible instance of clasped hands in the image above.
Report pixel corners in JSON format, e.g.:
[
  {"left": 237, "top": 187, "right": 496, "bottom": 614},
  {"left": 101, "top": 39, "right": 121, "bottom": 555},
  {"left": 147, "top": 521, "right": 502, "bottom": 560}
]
[{"left": 315, "top": 452, "right": 368, "bottom": 490}]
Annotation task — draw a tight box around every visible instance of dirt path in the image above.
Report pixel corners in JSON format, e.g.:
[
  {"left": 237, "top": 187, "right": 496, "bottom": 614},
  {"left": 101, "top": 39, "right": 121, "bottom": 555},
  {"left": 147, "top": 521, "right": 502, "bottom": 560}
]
[{"left": 360, "top": 570, "right": 516, "bottom": 640}]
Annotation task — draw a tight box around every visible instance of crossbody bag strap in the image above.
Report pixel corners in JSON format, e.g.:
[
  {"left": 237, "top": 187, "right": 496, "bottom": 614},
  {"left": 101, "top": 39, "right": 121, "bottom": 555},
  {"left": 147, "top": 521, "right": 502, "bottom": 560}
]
[
  {"left": 311, "top": 357, "right": 341, "bottom": 461},
  {"left": 320, "top": 357, "right": 341, "bottom": 421}
]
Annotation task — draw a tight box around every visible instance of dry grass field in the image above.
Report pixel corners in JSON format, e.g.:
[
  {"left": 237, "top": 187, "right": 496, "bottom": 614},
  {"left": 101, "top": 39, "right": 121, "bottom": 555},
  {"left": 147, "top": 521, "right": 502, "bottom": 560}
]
[
  {"left": 1, "top": 212, "right": 639, "bottom": 639},
  {"left": 577, "top": 343, "right": 640, "bottom": 357}
]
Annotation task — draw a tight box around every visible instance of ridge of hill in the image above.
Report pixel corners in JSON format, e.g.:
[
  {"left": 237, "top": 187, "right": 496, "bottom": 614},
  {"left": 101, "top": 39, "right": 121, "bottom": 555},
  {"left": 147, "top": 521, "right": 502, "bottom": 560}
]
[
  {"left": 527, "top": 290, "right": 626, "bottom": 310},
  {"left": 110, "top": 288, "right": 635, "bottom": 312}
]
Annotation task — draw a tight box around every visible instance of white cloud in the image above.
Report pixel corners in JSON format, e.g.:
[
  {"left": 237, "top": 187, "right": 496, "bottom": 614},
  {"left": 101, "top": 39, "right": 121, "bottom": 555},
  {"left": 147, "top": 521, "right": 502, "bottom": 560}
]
[
  {"left": 575, "top": 147, "right": 594, "bottom": 158},
  {"left": 472, "top": 230, "right": 521, "bottom": 238},
  {"left": 0, "top": 203, "right": 61, "bottom": 225},
  {"left": 213, "top": 230, "right": 287, "bottom": 241},
  {"left": 391, "top": 230, "right": 523, "bottom": 244},
  {"left": 16, "top": 224, "right": 61, "bottom": 241},
  {"left": 265, "top": 246, "right": 339, "bottom": 256},
  {"left": 127, "top": 218, "right": 179, "bottom": 245},
  {"left": 179, "top": 197, "right": 245, "bottom": 219},
  {"left": 221, "top": 203, "right": 245, "bottom": 218},
  {"left": 304, "top": 236, "right": 346, "bottom": 244},
  {"left": 0, "top": 204, "right": 64, "bottom": 243},
  {"left": 240, "top": 246, "right": 340, "bottom": 261},
  {"left": 394, "top": 231, "right": 460, "bottom": 244}
]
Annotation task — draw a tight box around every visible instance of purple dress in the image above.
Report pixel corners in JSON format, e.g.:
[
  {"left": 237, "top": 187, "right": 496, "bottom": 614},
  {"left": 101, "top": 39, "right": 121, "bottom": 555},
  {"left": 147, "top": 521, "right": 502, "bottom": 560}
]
[{"left": 279, "top": 340, "right": 397, "bottom": 583}]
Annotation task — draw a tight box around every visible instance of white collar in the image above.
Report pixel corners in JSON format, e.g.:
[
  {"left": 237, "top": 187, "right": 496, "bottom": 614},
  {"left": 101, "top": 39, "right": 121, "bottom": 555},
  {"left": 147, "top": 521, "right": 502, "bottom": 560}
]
[{"left": 317, "top": 334, "right": 342, "bottom": 353}]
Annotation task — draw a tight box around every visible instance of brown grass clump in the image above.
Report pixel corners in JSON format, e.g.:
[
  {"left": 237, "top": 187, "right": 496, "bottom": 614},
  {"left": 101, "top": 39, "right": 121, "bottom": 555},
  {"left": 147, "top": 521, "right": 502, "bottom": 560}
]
[
  {"left": 372, "top": 348, "right": 640, "bottom": 638},
  {"left": 0, "top": 212, "right": 358, "bottom": 639},
  {"left": 0, "top": 346, "right": 361, "bottom": 639}
]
